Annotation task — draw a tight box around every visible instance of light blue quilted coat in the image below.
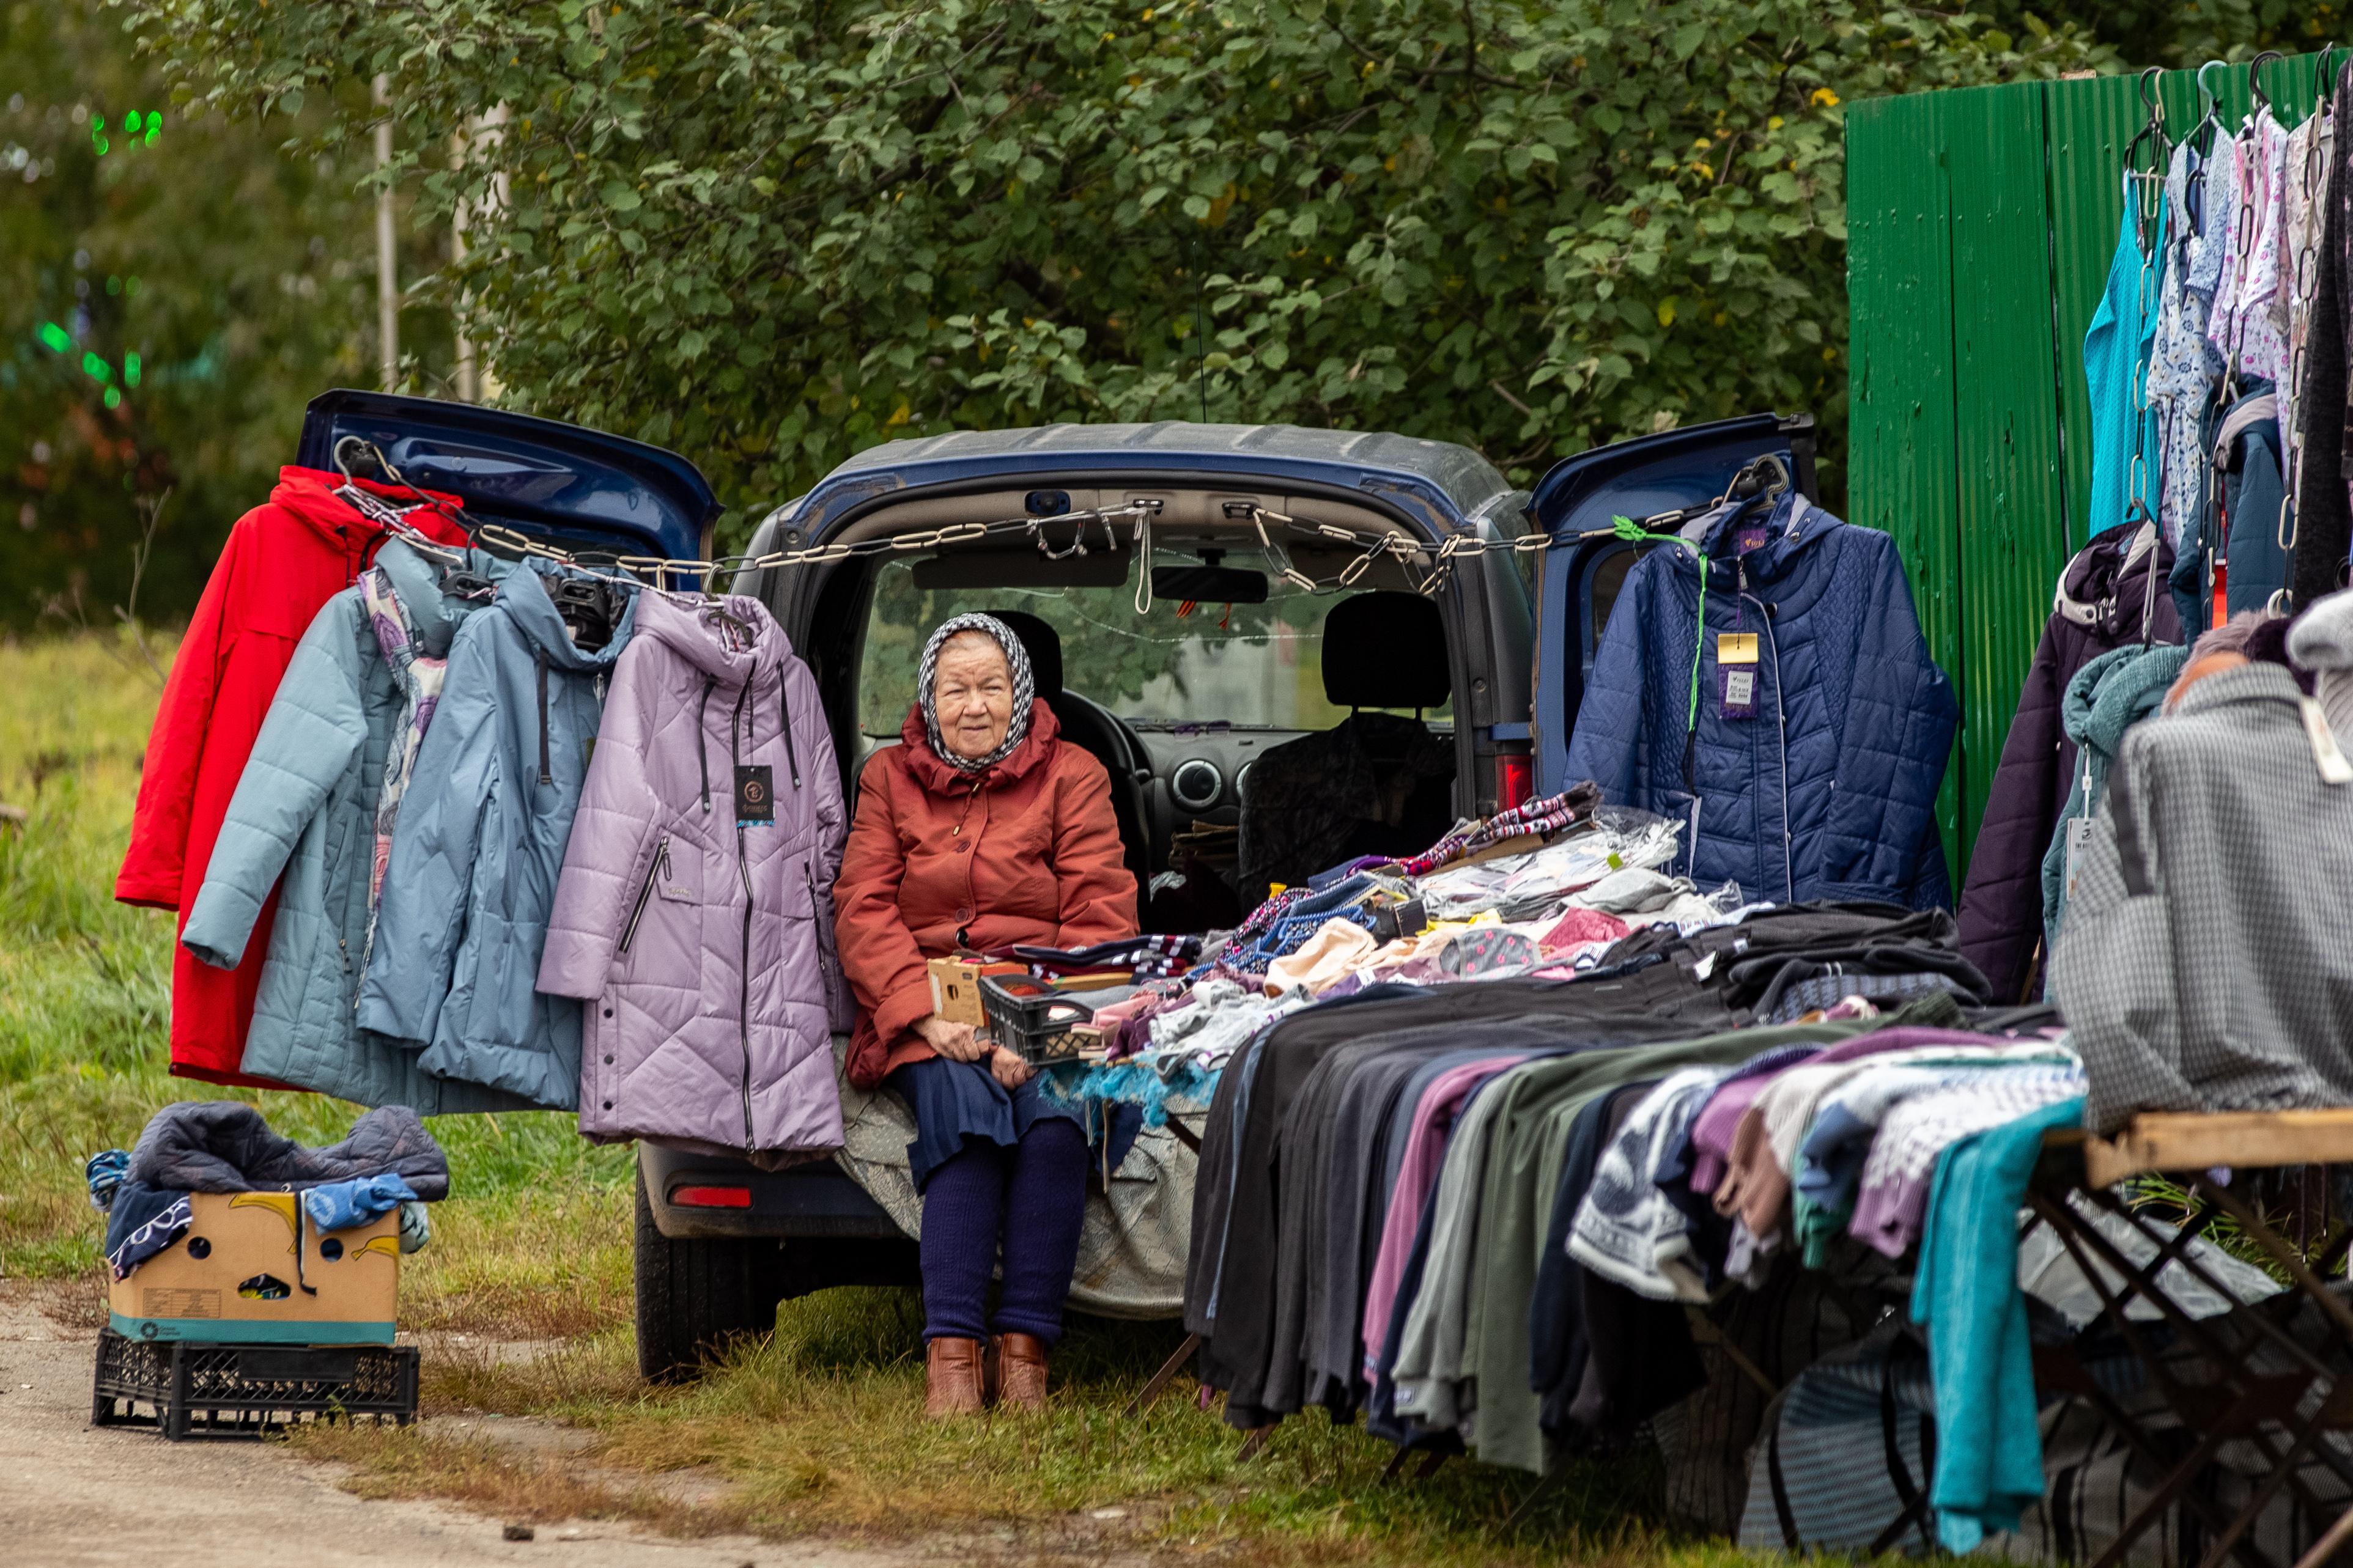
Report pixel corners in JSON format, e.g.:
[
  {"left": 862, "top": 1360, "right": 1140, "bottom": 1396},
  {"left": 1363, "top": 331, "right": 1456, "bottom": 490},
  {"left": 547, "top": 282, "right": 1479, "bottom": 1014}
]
[
  {"left": 182, "top": 540, "right": 535, "bottom": 1112},
  {"left": 354, "top": 560, "right": 637, "bottom": 1110}
]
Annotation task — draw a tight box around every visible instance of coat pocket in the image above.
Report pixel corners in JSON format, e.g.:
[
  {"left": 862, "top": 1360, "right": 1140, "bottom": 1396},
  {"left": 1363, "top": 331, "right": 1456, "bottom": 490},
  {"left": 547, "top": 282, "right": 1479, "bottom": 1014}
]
[{"left": 620, "top": 835, "right": 685, "bottom": 956}]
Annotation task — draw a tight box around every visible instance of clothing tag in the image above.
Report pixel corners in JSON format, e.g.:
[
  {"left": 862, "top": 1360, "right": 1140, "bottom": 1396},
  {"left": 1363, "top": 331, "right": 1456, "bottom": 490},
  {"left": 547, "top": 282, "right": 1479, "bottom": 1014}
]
[
  {"left": 1735, "top": 526, "right": 1769, "bottom": 556},
  {"left": 1717, "top": 633, "right": 1759, "bottom": 664},
  {"left": 583, "top": 737, "right": 597, "bottom": 770},
  {"left": 2063, "top": 817, "right": 2093, "bottom": 900},
  {"left": 735, "top": 764, "right": 776, "bottom": 825},
  {"left": 1720, "top": 663, "right": 1759, "bottom": 720},
  {"left": 2299, "top": 697, "right": 2353, "bottom": 785}
]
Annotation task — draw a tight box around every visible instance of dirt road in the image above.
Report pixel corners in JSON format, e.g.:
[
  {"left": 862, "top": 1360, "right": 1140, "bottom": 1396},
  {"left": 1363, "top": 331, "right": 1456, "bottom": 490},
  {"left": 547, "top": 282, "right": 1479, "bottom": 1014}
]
[{"left": 0, "top": 1287, "right": 851, "bottom": 1568}]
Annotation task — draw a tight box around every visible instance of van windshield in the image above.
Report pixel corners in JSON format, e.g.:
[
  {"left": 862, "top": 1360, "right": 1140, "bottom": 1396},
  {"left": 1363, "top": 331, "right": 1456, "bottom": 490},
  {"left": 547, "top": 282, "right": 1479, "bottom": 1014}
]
[{"left": 857, "top": 554, "right": 1453, "bottom": 737}]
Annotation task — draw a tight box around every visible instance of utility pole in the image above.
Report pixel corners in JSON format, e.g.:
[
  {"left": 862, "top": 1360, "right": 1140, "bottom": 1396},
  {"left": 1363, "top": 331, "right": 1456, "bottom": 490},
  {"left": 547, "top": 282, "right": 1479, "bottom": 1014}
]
[{"left": 374, "top": 74, "right": 398, "bottom": 392}]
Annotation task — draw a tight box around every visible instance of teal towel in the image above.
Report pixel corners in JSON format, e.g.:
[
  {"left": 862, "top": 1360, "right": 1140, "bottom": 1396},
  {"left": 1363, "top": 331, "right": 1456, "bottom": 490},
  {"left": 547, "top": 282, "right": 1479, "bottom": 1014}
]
[{"left": 1910, "top": 1095, "right": 2086, "bottom": 1551}]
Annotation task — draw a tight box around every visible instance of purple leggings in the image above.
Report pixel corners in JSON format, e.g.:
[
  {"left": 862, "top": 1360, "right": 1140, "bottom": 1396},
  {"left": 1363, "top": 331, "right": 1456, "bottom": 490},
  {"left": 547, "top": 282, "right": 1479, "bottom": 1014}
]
[{"left": 918, "top": 1117, "right": 1088, "bottom": 1345}]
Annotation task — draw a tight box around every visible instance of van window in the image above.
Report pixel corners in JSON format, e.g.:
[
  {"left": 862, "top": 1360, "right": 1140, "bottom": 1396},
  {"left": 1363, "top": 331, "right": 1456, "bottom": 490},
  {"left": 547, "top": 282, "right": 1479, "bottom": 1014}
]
[{"left": 857, "top": 554, "right": 1454, "bottom": 738}]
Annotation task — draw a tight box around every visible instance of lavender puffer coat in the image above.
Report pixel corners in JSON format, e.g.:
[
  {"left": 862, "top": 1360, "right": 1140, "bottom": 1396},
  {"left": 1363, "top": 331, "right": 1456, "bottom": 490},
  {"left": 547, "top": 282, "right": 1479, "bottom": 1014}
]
[{"left": 537, "top": 592, "right": 850, "bottom": 1163}]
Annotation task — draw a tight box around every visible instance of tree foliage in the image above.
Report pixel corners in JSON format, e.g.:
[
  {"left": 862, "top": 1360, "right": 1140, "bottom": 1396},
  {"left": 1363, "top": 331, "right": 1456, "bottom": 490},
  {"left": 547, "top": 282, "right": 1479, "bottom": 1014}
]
[
  {"left": 124, "top": 2, "right": 2119, "bottom": 550},
  {"left": 0, "top": 0, "right": 464, "bottom": 628}
]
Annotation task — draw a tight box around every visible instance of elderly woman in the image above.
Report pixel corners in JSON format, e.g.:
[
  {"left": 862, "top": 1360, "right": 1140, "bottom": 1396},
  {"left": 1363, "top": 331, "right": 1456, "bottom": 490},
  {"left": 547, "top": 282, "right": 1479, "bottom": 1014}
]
[{"left": 834, "top": 613, "right": 1139, "bottom": 1417}]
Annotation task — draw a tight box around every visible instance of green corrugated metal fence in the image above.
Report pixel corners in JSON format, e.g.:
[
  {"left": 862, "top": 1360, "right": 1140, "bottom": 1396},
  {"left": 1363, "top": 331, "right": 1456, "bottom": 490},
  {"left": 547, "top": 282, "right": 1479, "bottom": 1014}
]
[{"left": 1847, "top": 54, "right": 2335, "bottom": 887}]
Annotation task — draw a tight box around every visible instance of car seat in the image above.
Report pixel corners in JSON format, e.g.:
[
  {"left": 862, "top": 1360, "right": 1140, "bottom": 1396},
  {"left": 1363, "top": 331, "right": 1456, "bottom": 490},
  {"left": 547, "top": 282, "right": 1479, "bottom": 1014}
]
[
  {"left": 1234, "top": 591, "right": 1458, "bottom": 906},
  {"left": 988, "top": 609, "right": 1155, "bottom": 896}
]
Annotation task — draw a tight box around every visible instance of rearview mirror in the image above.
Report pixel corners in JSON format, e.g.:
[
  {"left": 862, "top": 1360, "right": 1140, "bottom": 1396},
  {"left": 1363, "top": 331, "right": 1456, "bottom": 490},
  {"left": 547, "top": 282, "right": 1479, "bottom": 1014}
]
[{"left": 1151, "top": 564, "right": 1268, "bottom": 603}]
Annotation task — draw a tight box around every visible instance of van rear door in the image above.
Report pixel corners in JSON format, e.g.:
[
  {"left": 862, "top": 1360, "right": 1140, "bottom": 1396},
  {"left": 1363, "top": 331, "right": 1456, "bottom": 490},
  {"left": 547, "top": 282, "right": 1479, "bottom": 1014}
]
[
  {"left": 1526, "top": 414, "right": 1816, "bottom": 798},
  {"left": 295, "top": 389, "right": 720, "bottom": 564}
]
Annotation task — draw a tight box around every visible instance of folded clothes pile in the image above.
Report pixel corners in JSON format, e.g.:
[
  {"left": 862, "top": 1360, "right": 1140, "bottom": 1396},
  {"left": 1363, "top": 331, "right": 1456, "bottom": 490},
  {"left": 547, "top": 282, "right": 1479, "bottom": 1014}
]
[{"left": 87, "top": 1101, "right": 449, "bottom": 1280}]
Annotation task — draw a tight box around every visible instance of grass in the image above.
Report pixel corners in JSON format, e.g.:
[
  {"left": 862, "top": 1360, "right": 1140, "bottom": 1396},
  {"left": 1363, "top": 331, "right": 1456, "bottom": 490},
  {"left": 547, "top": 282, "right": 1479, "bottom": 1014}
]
[{"left": 0, "top": 628, "right": 1782, "bottom": 1566}]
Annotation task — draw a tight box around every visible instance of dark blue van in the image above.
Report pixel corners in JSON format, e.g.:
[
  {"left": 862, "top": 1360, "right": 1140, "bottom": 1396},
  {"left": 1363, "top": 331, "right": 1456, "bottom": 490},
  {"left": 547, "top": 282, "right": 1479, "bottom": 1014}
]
[{"left": 298, "top": 390, "right": 1814, "bottom": 1377}]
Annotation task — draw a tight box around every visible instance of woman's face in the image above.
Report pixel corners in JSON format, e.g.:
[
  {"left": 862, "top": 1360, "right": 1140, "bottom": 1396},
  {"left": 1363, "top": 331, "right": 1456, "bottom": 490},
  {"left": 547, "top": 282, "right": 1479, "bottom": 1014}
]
[{"left": 934, "top": 630, "right": 1016, "bottom": 760}]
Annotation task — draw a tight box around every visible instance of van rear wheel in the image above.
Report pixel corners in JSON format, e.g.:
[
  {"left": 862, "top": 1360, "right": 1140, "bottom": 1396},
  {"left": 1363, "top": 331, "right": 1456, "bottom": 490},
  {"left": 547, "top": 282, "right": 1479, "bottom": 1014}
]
[{"left": 632, "top": 1168, "right": 781, "bottom": 1382}]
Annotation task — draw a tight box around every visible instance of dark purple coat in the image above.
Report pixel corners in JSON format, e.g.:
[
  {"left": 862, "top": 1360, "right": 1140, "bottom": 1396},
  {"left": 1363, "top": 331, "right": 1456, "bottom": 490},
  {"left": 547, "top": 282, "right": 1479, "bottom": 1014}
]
[{"left": 1957, "top": 523, "right": 2179, "bottom": 1003}]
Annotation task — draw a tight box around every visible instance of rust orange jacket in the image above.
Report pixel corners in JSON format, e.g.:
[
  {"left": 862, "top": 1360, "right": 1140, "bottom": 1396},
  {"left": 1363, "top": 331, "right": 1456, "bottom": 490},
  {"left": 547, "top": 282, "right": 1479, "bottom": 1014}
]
[
  {"left": 834, "top": 699, "right": 1138, "bottom": 1089},
  {"left": 116, "top": 468, "right": 468, "bottom": 1086}
]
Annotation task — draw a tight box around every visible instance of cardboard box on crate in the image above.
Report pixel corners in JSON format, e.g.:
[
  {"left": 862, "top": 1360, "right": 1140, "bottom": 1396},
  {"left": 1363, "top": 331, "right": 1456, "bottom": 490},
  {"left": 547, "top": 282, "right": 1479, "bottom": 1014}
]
[{"left": 107, "top": 1191, "right": 401, "bottom": 1346}]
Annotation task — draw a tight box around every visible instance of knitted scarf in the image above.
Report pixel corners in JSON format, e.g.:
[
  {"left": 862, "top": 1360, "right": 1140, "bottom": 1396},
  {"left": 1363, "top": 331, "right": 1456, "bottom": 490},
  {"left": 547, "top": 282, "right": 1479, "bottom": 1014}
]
[
  {"left": 358, "top": 566, "right": 449, "bottom": 976},
  {"left": 915, "top": 612, "right": 1035, "bottom": 773}
]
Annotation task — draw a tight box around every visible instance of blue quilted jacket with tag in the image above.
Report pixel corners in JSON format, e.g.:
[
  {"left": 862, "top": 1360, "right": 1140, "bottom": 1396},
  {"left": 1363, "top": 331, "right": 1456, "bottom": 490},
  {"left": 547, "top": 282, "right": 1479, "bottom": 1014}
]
[{"left": 1564, "top": 492, "right": 1958, "bottom": 909}]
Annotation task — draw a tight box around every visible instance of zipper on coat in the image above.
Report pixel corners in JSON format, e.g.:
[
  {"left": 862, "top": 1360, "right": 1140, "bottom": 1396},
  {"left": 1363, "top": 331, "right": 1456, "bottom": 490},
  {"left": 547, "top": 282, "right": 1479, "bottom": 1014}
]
[
  {"left": 730, "top": 680, "right": 756, "bottom": 1152},
  {"left": 619, "top": 836, "right": 670, "bottom": 955},
  {"left": 696, "top": 676, "right": 717, "bottom": 812},
  {"left": 777, "top": 667, "right": 802, "bottom": 789},
  {"left": 536, "top": 652, "right": 553, "bottom": 786},
  {"left": 803, "top": 863, "right": 835, "bottom": 991}
]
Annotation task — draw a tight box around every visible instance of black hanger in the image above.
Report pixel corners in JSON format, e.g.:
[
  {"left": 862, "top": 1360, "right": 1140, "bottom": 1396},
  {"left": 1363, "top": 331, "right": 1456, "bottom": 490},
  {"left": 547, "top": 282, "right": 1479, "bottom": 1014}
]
[{"left": 2249, "top": 49, "right": 2285, "bottom": 124}]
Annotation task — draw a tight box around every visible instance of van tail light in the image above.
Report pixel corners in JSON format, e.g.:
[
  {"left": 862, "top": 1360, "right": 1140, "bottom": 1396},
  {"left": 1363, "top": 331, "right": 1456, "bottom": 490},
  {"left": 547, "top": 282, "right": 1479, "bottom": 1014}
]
[
  {"left": 1494, "top": 753, "right": 1535, "bottom": 811},
  {"left": 670, "top": 1184, "right": 752, "bottom": 1209}
]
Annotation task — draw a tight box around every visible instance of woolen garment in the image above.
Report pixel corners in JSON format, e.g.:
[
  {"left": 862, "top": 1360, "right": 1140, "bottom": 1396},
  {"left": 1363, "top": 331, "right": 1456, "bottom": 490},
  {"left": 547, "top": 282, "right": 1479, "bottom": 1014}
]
[
  {"left": 1956, "top": 522, "right": 2179, "bottom": 1004},
  {"left": 1567, "top": 1066, "right": 1734, "bottom": 1302},
  {"left": 355, "top": 562, "right": 637, "bottom": 1108},
  {"left": 1910, "top": 1096, "right": 2089, "bottom": 1552},
  {"left": 2036, "top": 641, "right": 2188, "bottom": 964},
  {"left": 835, "top": 698, "right": 1138, "bottom": 1090},
  {"left": 1564, "top": 491, "right": 1959, "bottom": 910},
  {"left": 1301, "top": 1037, "right": 1459, "bottom": 1415},
  {"left": 1528, "top": 1080, "right": 1664, "bottom": 1441},
  {"left": 182, "top": 541, "right": 533, "bottom": 1113},
  {"left": 1712, "top": 1028, "right": 2025, "bottom": 1234},
  {"left": 2052, "top": 662, "right": 2353, "bottom": 1134},
  {"left": 537, "top": 592, "right": 850, "bottom": 1163},
  {"left": 117, "top": 468, "right": 470, "bottom": 1087},
  {"left": 915, "top": 1111, "right": 1087, "bottom": 1345},
  {"left": 1195, "top": 967, "right": 1725, "bottom": 1430},
  {"left": 1849, "top": 1061, "right": 2086, "bottom": 1258},
  {"left": 1359, "top": 1054, "right": 1531, "bottom": 1376},
  {"left": 1460, "top": 1022, "right": 1870, "bottom": 1476}
]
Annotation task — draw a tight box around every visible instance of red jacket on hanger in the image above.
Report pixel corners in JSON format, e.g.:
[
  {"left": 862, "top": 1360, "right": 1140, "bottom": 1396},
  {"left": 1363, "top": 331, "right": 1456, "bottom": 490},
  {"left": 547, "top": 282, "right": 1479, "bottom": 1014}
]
[{"left": 117, "top": 466, "right": 469, "bottom": 1086}]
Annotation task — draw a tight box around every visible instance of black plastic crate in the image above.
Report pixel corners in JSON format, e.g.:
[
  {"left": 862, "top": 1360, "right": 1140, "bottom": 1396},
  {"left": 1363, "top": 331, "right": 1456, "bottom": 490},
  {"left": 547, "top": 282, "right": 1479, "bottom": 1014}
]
[
  {"left": 90, "top": 1326, "right": 418, "bottom": 1440},
  {"left": 979, "top": 972, "right": 1096, "bottom": 1065}
]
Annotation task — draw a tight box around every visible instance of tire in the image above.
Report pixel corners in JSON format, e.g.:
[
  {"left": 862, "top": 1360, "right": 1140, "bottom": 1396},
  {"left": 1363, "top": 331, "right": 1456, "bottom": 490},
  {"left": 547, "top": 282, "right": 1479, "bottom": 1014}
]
[{"left": 632, "top": 1167, "right": 782, "bottom": 1383}]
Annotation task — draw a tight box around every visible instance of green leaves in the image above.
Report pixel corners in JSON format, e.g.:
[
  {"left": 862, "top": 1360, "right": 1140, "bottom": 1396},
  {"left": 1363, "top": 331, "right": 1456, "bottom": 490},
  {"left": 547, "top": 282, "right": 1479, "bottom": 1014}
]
[{"left": 118, "top": 0, "right": 2116, "bottom": 539}]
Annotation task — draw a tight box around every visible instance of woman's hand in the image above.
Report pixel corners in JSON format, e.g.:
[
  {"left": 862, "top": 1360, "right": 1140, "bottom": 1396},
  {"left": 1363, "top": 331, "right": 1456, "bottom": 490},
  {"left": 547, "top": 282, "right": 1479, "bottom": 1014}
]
[
  {"left": 988, "top": 1047, "right": 1033, "bottom": 1091},
  {"left": 912, "top": 1014, "right": 989, "bottom": 1062}
]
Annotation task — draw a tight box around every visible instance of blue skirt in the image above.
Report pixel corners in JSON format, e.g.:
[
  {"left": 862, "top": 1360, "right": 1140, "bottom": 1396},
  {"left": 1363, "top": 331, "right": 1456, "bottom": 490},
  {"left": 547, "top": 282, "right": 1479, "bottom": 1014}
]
[{"left": 891, "top": 1056, "right": 1142, "bottom": 1192}]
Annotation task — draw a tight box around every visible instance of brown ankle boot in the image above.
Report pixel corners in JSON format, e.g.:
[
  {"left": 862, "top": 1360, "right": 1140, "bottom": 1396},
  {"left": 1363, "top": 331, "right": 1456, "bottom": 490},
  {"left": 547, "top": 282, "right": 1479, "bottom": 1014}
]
[
  {"left": 994, "top": 1332, "right": 1048, "bottom": 1413},
  {"left": 925, "top": 1337, "right": 986, "bottom": 1419}
]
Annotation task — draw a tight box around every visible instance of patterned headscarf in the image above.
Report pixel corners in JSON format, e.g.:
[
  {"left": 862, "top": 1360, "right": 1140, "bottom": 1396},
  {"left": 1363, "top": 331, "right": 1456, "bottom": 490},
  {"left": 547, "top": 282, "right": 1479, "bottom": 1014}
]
[{"left": 917, "top": 613, "right": 1034, "bottom": 773}]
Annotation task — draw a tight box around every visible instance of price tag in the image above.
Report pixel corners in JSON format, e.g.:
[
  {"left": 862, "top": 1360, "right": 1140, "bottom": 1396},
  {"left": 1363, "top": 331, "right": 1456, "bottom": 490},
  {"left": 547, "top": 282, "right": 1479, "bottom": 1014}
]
[
  {"left": 1718, "top": 633, "right": 1759, "bottom": 664},
  {"left": 1721, "top": 664, "right": 1759, "bottom": 720}
]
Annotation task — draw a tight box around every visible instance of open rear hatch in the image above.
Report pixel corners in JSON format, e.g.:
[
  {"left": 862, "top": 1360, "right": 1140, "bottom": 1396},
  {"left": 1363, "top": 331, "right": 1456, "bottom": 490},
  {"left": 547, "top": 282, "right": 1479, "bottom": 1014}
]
[{"left": 295, "top": 389, "right": 720, "bottom": 564}]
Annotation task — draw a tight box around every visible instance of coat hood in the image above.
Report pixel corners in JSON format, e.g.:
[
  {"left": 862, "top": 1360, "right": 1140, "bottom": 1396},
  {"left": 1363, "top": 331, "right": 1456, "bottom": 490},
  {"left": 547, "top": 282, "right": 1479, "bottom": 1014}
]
[
  {"left": 895, "top": 696, "right": 1065, "bottom": 795},
  {"left": 2056, "top": 521, "right": 2174, "bottom": 641},
  {"left": 2062, "top": 642, "right": 2189, "bottom": 760},
  {"left": 630, "top": 590, "right": 792, "bottom": 686},
  {"left": 1658, "top": 489, "right": 1840, "bottom": 584},
  {"left": 498, "top": 560, "right": 638, "bottom": 674},
  {"left": 372, "top": 536, "right": 507, "bottom": 660},
  {"left": 268, "top": 465, "right": 468, "bottom": 556}
]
